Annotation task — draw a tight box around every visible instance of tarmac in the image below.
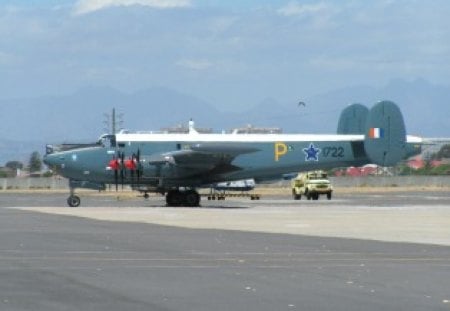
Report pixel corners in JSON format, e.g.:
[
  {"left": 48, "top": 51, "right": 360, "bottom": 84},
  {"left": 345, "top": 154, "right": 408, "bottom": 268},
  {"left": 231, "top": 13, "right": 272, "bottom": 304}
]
[{"left": 1, "top": 190, "right": 450, "bottom": 310}]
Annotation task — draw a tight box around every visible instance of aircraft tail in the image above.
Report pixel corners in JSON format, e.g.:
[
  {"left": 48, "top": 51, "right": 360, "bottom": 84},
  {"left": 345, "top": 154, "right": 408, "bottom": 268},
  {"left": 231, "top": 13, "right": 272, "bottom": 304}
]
[
  {"left": 364, "top": 101, "right": 407, "bottom": 166},
  {"left": 337, "top": 103, "right": 369, "bottom": 134},
  {"left": 338, "top": 101, "right": 413, "bottom": 166}
]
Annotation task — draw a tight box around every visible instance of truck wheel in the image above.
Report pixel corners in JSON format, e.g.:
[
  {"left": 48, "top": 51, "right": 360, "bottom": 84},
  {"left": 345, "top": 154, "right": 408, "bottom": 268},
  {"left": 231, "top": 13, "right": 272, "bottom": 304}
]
[
  {"left": 303, "top": 189, "right": 309, "bottom": 200},
  {"left": 327, "top": 192, "right": 332, "bottom": 200}
]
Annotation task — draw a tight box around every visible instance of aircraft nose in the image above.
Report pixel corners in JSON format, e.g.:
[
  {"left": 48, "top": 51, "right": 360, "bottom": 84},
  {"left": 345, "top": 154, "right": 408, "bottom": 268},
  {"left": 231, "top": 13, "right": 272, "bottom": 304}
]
[
  {"left": 43, "top": 153, "right": 64, "bottom": 171},
  {"left": 43, "top": 153, "right": 54, "bottom": 166}
]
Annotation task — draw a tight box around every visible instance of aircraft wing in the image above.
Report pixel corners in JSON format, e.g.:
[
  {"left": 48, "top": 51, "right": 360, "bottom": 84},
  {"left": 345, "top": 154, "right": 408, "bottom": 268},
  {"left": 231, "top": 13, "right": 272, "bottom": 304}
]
[{"left": 146, "top": 143, "right": 259, "bottom": 173}]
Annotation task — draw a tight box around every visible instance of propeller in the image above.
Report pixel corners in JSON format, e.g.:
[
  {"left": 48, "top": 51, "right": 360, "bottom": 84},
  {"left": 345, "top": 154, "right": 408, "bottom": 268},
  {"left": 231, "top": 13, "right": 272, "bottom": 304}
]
[
  {"left": 136, "top": 148, "right": 142, "bottom": 185},
  {"left": 124, "top": 153, "right": 137, "bottom": 186},
  {"left": 108, "top": 149, "right": 142, "bottom": 191},
  {"left": 124, "top": 148, "right": 142, "bottom": 186},
  {"left": 120, "top": 151, "right": 125, "bottom": 189},
  {"left": 108, "top": 155, "right": 120, "bottom": 191}
]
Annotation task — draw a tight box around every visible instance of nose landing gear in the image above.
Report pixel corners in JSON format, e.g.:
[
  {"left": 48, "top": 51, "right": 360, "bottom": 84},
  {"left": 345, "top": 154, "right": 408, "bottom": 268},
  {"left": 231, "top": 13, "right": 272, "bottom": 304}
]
[
  {"left": 67, "top": 186, "right": 81, "bottom": 207},
  {"left": 67, "top": 195, "right": 81, "bottom": 207}
]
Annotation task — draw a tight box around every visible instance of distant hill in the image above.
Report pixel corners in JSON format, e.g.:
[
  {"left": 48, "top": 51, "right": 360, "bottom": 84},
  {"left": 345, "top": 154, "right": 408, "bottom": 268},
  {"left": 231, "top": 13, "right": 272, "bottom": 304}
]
[
  {"left": 243, "top": 78, "right": 450, "bottom": 135},
  {"left": 0, "top": 78, "right": 449, "bottom": 165},
  {"left": 0, "top": 86, "right": 222, "bottom": 142}
]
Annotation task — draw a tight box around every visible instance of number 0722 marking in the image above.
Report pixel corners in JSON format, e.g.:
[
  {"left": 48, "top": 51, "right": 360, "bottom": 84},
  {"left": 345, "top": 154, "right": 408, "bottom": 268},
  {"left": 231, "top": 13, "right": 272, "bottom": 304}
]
[{"left": 322, "top": 147, "right": 344, "bottom": 158}]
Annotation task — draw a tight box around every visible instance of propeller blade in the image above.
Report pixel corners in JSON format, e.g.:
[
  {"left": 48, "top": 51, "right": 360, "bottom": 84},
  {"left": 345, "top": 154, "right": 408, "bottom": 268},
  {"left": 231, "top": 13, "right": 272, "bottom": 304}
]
[
  {"left": 136, "top": 148, "right": 141, "bottom": 185},
  {"left": 120, "top": 151, "right": 125, "bottom": 190},
  {"left": 108, "top": 155, "right": 119, "bottom": 192},
  {"left": 114, "top": 169, "right": 118, "bottom": 191},
  {"left": 130, "top": 154, "right": 136, "bottom": 187},
  {"left": 130, "top": 168, "right": 135, "bottom": 188}
]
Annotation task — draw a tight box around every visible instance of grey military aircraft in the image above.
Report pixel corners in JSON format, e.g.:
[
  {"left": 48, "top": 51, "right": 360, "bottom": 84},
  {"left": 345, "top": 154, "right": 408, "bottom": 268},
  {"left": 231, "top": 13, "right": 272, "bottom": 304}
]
[{"left": 44, "top": 101, "right": 423, "bottom": 207}]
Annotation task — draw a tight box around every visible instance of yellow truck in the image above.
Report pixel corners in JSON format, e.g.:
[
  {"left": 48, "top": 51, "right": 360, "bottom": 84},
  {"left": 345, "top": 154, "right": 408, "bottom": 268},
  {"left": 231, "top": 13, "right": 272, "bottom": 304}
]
[{"left": 291, "top": 170, "right": 333, "bottom": 200}]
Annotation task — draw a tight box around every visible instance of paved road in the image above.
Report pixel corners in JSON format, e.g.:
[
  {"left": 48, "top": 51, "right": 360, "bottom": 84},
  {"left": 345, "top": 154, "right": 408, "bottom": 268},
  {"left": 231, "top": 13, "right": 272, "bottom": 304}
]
[
  {"left": 2, "top": 190, "right": 450, "bottom": 207},
  {"left": 7, "top": 191, "right": 450, "bottom": 245},
  {"left": 1, "top": 192, "right": 450, "bottom": 310}
]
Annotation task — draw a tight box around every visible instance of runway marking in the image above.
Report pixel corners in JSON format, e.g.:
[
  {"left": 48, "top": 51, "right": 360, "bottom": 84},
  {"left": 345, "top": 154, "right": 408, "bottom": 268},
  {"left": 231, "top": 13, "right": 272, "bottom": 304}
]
[
  {"left": 1, "top": 250, "right": 450, "bottom": 258},
  {"left": 0, "top": 254, "right": 449, "bottom": 264}
]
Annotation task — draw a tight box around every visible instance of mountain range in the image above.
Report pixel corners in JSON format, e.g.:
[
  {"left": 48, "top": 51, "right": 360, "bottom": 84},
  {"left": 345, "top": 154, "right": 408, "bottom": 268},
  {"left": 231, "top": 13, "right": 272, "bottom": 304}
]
[{"left": 1, "top": 78, "right": 449, "bottom": 165}]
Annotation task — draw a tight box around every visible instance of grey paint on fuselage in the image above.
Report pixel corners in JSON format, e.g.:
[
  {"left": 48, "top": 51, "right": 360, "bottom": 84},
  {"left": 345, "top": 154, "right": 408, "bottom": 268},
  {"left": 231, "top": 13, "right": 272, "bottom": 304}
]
[
  {"left": 42, "top": 101, "right": 424, "bottom": 207},
  {"left": 47, "top": 138, "right": 367, "bottom": 187}
]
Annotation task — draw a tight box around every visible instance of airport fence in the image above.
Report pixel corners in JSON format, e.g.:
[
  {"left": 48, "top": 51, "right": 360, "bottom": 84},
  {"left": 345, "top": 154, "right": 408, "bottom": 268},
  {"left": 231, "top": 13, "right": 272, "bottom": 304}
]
[
  {"left": 0, "top": 177, "right": 68, "bottom": 190},
  {"left": 261, "top": 176, "right": 450, "bottom": 188},
  {"left": 329, "top": 176, "right": 450, "bottom": 188},
  {"left": 0, "top": 176, "right": 449, "bottom": 191}
]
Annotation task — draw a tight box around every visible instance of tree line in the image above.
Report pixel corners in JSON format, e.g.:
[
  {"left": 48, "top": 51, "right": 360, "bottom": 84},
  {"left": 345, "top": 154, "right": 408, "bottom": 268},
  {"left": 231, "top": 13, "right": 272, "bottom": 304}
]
[{"left": 1, "top": 151, "right": 43, "bottom": 177}]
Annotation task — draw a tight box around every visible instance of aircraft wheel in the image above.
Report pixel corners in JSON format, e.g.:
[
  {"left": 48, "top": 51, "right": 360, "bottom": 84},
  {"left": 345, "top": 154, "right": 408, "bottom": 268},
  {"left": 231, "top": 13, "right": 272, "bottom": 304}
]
[
  {"left": 185, "top": 190, "right": 200, "bottom": 207},
  {"left": 67, "top": 195, "right": 81, "bottom": 207},
  {"left": 166, "top": 190, "right": 184, "bottom": 206}
]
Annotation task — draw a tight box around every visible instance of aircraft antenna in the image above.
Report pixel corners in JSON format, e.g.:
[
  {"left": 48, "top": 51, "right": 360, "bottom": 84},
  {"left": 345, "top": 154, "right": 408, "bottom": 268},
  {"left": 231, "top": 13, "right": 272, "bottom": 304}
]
[{"left": 103, "top": 108, "right": 124, "bottom": 134}]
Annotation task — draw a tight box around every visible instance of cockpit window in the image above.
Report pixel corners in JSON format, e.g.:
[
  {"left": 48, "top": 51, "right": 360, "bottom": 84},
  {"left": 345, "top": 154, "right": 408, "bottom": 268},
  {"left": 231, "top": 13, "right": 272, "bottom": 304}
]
[{"left": 98, "top": 134, "right": 117, "bottom": 148}]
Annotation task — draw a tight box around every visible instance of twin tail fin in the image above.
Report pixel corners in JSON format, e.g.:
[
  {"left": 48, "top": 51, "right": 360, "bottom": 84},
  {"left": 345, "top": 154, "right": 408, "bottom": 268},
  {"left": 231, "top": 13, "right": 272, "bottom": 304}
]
[{"left": 337, "top": 101, "right": 407, "bottom": 166}]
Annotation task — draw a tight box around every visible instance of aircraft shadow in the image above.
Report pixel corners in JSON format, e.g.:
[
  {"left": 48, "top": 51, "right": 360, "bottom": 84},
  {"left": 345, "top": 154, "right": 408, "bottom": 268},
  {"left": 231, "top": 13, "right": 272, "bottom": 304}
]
[{"left": 142, "top": 203, "right": 251, "bottom": 210}]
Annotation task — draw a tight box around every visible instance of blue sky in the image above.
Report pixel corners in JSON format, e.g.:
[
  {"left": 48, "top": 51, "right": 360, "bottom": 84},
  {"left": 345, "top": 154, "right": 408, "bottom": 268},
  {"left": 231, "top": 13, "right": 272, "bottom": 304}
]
[{"left": 1, "top": 0, "right": 449, "bottom": 110}]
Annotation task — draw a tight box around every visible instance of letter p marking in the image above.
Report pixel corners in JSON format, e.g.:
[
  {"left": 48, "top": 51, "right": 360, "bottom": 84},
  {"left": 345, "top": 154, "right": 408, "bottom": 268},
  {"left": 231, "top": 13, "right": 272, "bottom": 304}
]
[{"left": 275, "top": 142, "right": 287, "bottom": 162}]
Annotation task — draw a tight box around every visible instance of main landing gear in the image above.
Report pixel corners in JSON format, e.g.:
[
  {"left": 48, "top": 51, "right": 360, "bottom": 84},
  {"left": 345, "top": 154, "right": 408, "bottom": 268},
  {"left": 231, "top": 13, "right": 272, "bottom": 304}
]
[
  {"left": 165, "top": 189, "right": 200, "bottom": 207},
  {"left": 65, "top": 183, "right": 200, "bottom": 208}
]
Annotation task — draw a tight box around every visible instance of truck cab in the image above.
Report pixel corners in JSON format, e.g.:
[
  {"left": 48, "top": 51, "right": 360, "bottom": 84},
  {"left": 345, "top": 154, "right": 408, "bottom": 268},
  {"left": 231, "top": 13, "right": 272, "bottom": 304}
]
[{"left": 291, "top": 170, "right": 333, "bottom": 200}]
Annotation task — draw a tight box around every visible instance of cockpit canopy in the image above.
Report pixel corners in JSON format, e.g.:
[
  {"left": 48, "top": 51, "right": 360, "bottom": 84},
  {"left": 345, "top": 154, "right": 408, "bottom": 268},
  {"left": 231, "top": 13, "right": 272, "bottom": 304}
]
[
  {"left": 45, "top": 134, "right": 116, "bottom": 155},
  {"left": 97, "top": 134, "right": 116, "bottom": 148}
]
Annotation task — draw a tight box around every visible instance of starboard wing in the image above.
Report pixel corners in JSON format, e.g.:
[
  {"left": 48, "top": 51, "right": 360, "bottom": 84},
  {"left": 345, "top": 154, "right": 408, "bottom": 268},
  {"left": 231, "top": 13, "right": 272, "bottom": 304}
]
[{"left": 146, "top": 143, "right": 259, "bottom": 173}]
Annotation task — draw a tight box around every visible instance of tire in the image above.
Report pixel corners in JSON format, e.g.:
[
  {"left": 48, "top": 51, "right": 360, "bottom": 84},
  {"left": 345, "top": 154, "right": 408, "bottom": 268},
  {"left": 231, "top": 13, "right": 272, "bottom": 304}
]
[
  {"left": 305, "top": 189, "right": 311, "bottom": 200},
  {"left": 166, "top": 190, "right": 183, "bottom": 206},
  {"left": 67, "top": 195, "right": 81, "bottom": 207},
  {"left": 292, "top": 190, "right": 301, "bottom": 200},
  {"left": 185, "top": 190, "right": 200, "bottom": 207},
  {"left": 327, "top": 192, "right": 332, "bottom": 200}
]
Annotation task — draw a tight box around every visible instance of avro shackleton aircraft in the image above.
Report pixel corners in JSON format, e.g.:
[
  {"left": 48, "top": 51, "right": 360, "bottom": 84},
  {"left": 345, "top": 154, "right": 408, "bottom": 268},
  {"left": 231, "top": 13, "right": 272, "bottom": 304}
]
[{"left": 44, "top": 101, "right": 422, "bottom": 207}]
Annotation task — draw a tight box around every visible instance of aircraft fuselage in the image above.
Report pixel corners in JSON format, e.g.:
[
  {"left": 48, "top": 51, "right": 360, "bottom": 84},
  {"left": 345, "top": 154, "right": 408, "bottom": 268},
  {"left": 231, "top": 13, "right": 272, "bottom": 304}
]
[{"left": 45, "top": 133, "right": 370, "bottom": 188}]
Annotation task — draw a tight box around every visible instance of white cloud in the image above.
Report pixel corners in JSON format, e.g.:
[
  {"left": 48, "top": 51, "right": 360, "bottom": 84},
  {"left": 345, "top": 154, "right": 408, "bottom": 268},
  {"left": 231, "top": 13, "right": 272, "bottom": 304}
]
[
  {"left": 209, "top": 16, "right": 239, "bottom": 34},
  {"left": 309, "top": 55, "right": 359, "bottom": 71},
  {"left": 277, "top": 1, "right": 328, "bottom": 16},
  {"left": 0, "top": 51, "right": 19, "bottom": 66},
  {"left": 73, "top": 0, "right": 191, "bottom": 15},
  {"left": 175, "top": 59, "right": 213, "bottom": 71}
]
